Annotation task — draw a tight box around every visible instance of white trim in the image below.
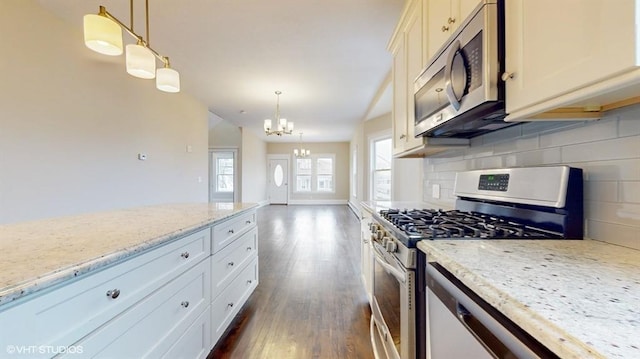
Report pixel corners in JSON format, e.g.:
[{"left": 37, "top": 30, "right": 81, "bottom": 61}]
[
  {"left": 348, "top": 200, "right": 361, "bottom": 218},
  {"left": 287, "top": 199, "right": 348, "bottom": 205},
  {"left": 257, "top": 200, "right": 270, "bottom": 207},
  {"left": 293, "top": 153, "right": 337, "bottom": 194},
  {"left": 368, "top": 133, "right": 393, "bottom": 201},
  {"left": 209, "top": 148, "right": 239, "bottom": 203}
]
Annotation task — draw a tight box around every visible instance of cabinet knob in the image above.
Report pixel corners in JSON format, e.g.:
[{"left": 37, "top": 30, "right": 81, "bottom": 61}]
[
  {"left": 228, "top": 261, "right": 235, "bottom": 267},
  {"left": 246, "top": 247, "right": 252, "bottom": 251},
  {"left": 228, "top": 229, "right": 235, "bottom": 234},
  {"left": 245, "top": 220, "right": 251, "bottom": 224},
  {"left": 399, "top": 134, "right": 406, "bottom": 139},
  {"left": 447, "top": 17, "right": 456, "bottom": 24},
  {"left": 106, "top": 289, "right": 120, "bottom": 299},
  {"left": 501, "top": 72, "right": 515, "bottom": 81},
  {"left": 441, "top": 25, "right": 450, "bottom": 32},
  {"left": 228, "top": 302, "right": 234, "bottom": 308},
  {"left": 181, "top": 301, "right": 189, "bottom": 308},
  {"left": 247, "top": 280, "right": 253, "bottom": 285},
  {"left": 180, "top": 251, "right": 190, "bottom": 259}
]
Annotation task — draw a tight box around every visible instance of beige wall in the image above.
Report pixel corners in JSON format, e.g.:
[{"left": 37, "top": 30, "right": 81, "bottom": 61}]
[
  {"left": 240, "top": 129, "right": 268, "bottom": 204},
  {"left": 0, "top": 1, "right": 208, "bottom": 224},
  {"left": 267, "top": 142, "right": 350, "bottom": 203},
  {"left": 422, "top": 105, "right": 640, "bottom": 250},
  {"left": 209, "top": 119, "right": 242, "bottom": 148}
]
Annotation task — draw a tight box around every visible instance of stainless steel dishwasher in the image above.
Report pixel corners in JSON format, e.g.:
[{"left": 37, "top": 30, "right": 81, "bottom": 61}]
[{"left": 425, "top": 262, "right": 558, "bottom": 359}]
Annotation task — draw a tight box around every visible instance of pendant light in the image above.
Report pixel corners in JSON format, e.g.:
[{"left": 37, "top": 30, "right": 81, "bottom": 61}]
[
  {"left": 83, "top": 0, "right": 180, "bottom": 92},
  {"left": 156, "top": 58, "right": 180, "bottom": 92},
  {"left": 83, "top": 10, "right": 123, "bottom": 56},
  {"left": 294, "top": 132, "right": 311, "bottom": 157}
]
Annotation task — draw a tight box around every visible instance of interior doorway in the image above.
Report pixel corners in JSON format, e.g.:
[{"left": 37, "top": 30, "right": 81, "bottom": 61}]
[{"left": 209, "top": 149, "right": 238, "bottom": 203}]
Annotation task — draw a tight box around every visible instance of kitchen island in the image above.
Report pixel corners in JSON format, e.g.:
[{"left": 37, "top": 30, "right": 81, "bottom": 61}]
[
  {"left": 418, "top": 239, "right": 640, "bottom": 359},
  {"left": 0, "top": 202, "right": 259, "bottom": 358}
]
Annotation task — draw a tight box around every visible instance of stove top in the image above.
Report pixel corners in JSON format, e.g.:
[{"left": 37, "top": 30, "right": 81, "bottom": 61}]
[{"left": 379, "top": 208, "right": 563, "bottom": 245}]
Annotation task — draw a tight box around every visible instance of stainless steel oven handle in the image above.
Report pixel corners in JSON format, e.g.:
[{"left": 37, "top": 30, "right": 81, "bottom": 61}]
[{"left": 372, "top": 244, "right": 406, "bottom": 284}]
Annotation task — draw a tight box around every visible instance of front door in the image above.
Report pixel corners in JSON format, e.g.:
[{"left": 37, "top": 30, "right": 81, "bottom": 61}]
[{"left": 268, "top": 158, "right": 288, "bottom": 204}]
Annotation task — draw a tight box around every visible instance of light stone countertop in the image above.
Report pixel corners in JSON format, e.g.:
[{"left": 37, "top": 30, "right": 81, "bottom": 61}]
[
  {"left": 0, "top": 202, "right": 258, "bottom": 306},
  {"left": 418, "top": 239, "right": 640, "bottom": 359}
]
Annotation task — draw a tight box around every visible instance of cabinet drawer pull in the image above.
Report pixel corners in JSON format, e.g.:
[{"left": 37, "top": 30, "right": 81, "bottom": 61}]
[
  {"left": 228, "top": 261, "right": 235, "bottom": 267},
  {"left": 245, "top": 220, "right": 251, "bottom": 224},
  {"left": 181, "top": 301, "right": 189, "bottom": 308},
  {"left": 228, "top": 229, "right": 235, "bottom": 234},
  {"left": 247, "top": 280, "right": 253, "bottom": 285},
  {"left": 227, "top": 302, "right": 234, "bottom": 308},
  {"left": 180, "top": 252, "right": 190, "bottom": 259},
  {"left": 399, "top": 134, "right": 406, "bottom": 139},
  {"left": 441, "top": 25, "right": 450, "bottom": 32},
  {"left": 106, "top": 289, "right": 120, "bottom": 299},
  {"left": 246, "top": 247, "right": 252, "bottom": 251},
  {"left": 447, "top": 17, "right": 456, "bottom": 24}
]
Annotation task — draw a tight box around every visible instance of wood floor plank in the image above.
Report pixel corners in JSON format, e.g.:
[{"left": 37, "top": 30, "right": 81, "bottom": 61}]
[{"left": 208, "top": 205, "right": 373, "bottom": 359}]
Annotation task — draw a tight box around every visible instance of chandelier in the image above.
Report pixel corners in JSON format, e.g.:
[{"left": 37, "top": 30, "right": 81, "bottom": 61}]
[
  {"left": 294, "top": 132, "right": 311, "bottom": 157},
  {"left": 264, "top": 91, "right": 294, "bottom": 136},
  {"left": 83, "top": 0, "right": 180, "bottom": 93}
]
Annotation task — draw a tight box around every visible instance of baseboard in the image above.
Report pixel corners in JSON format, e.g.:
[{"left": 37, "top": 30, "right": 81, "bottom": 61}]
[
  {"left": 257, "top": 200, "right": 270, "bottom": 207},
  {"left": 287, "top": 199, "right": 348, "bottom": 205}
]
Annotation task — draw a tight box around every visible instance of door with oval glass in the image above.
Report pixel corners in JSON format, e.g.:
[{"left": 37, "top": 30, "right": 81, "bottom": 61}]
[{"left": 268, "top": 158, "right": 289, "bottom": 204}]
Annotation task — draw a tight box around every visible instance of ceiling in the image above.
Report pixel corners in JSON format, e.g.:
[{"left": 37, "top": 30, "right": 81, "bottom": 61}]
[{"left": 36, "top": 0, "right": 404, "bottom": 143}]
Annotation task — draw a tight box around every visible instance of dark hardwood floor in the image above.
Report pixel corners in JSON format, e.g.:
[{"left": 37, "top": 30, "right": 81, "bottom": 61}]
[{"left": 208, "top": 205, "right": 373, "bottom": 359}]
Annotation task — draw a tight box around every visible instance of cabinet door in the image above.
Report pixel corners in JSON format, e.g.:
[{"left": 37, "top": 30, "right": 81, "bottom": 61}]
[
  {"left": 405, "top": 0, "right": 426, "bottom": 150},
  {"left": 426, "top": 0, "right": 454, "bottom": 60},
  {"left": 505, "top": 0, "right": 638, "bottom": 119},
  {"left": 391, "top": 35, "right": 408, "bottom": 155}
]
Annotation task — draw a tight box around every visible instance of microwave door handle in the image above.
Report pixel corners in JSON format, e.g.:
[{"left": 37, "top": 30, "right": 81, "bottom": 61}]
[{"left": 444, "top": 39, "right": 462, "bottom": 111}]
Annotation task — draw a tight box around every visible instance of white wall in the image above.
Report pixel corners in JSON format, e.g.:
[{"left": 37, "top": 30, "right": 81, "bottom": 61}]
[
  {"left": 422, "top": 105, "right": 640, "bottom": 250},
  {"left": 0, "top": 0, "right": 208, "bottom": 224},
  {"left": 240, "top": 129, "right": 268, "bottom": 204}
]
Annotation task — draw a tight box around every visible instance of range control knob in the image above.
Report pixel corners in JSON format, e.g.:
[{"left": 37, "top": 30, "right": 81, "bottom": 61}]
[
  {"left": 385, "top": 240, "right": 398, "bottom": 253},
  {"left": 376, "top": 230, "right": 384, "bottom": 240},
  {"left": 381, "top": 236, "right": 390, "bottom": 246}
]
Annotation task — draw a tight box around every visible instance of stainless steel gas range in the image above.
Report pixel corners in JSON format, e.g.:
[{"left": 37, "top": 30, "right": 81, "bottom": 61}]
[{"left": 368, "top": 166, "right": 583, "bottom": 359}]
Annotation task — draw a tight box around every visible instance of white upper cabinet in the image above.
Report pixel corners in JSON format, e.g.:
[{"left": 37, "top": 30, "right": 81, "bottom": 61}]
[
  {"left": 426, "top": 0, "right": 480, "bottom": 60},
  {"left": 504, "top": 0, "right": 640, "bottom": 121}
]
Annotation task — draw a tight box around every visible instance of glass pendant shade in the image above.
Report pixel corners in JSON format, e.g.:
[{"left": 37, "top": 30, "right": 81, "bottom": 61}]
[
  {"left": 156, "top": 67, "right": 180, "bottom": 93},
  {"left": 83, "top": 14, "right": 123, "bottom": 56},
  {"left": 126, "top": 44, "right": 156, "bottom": 79},
  {"left": 264, "top": 119, "right": 272, "bottom": 132}
]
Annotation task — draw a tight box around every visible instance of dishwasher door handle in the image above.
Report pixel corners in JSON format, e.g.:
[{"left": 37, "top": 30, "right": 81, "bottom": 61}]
[{"left": 455, "top": 302, "right": 505, "bottom": 358}]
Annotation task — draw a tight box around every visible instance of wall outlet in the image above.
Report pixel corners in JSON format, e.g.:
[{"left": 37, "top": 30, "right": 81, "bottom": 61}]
[
  {"left": 432, "top": 184, "right": 441, "bottom": 199},
  {"left": 186, "top": 145, "right": 193, "bottom": 153}
]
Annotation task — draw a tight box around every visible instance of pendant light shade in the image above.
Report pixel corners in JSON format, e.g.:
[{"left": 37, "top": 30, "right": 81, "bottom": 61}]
[
  {"left": 83, "top": 14, "right": 123, "bottom": 56},
  {"left": 126, "top": 43, "right": 156, "bottom": 79},
  {"left": 156, "top": 66, "right": 180, "bottom": 93}
]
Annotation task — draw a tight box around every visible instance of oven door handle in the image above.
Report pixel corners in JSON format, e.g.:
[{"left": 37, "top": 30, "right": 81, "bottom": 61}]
[
  {"left": 369, "top": 316, "right": 383, "bottom": 359},
  {"left": 372, "top": 244, "right": 407, "bottom": 284}
]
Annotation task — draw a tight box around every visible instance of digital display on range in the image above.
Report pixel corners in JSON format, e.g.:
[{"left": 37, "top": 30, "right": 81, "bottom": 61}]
[{"left": 478, "top": 173, "right": 509, "bottom": 191}]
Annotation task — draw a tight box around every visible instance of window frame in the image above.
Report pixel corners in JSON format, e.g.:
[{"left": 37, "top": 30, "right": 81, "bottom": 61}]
[
  {"left": 293, "top": 153, "right": 336, "bottom": 194},
  {"left": 369, "top": 134, "right": 392, "bottom": 201}
]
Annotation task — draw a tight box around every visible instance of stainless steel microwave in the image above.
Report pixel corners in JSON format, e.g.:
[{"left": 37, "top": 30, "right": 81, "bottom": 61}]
[{"left": 414, "top": 0, "right": 515, "bottom": 139}]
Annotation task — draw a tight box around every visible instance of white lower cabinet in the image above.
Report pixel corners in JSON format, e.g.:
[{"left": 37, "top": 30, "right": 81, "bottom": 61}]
[
  {"left": 66, "top": 258, "right": 211, "bottom": 358},
  {"left": 0, "top": 208, "right": 259, "bottom": 359},
  {"left": 211, "top": 257, "right": 259, "bottom": 345}
]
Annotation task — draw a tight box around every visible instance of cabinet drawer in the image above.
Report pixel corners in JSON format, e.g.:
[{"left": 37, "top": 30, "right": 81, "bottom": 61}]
[
  {"left": 211, "top": 257, "right": 259, "bottom": 345},
  {"left": 211, "top": 227, "right": 258, "bottom": 299},
  {"left": 0, "top": 228, "right": 210, "bottom": 351},
  {"left": 161, "top": 305, "right": 211, "bottom": 359},
  {"left": 69, "top": 258, "right": 211, "bottom": 358},
  {"left": 212, "top": 210, "right": 256, "bottom": 253}
]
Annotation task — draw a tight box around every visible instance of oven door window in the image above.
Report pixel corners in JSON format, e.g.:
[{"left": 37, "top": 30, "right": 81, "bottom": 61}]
[{"left": 374, "top": 256, "right": 402, "bottom": 356}]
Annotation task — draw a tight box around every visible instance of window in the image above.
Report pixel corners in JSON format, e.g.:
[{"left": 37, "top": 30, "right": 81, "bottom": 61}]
[
  {"left": 351, "top": 147, "right": 357, "bottom": 198},
  {"left": 371, "top": 137, "right": 391, "bottom": 200},
  {"left": 216, "top": 155, "right": 234, "bottom": 192},
  {"left": 295, "top": 154, "right": 335, "bottom": 193}
]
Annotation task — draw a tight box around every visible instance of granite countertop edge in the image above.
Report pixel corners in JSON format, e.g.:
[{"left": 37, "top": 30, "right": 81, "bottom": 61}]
[{"left": 0, "top": 203, "right": 258, "bottom": 307}]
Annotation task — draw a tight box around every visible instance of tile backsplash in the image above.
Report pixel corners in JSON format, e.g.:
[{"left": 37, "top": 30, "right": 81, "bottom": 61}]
[{"left": 423, "top": 104, "right": 640, "bottom": 250}]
